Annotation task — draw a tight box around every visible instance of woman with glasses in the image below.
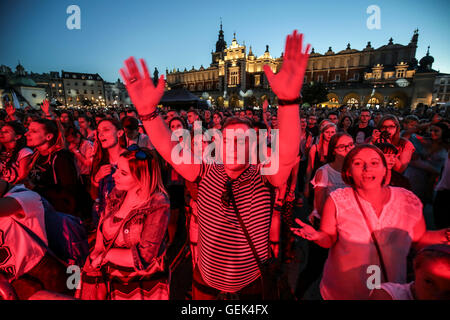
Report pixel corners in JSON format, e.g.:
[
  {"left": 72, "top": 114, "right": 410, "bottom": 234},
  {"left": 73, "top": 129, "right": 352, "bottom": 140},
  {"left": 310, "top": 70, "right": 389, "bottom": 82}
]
[
  {"left": 295, "top": 133, "right": 353, "bottom": 299},
  {"left": 80, "top": 146, "right": 170, "bottom": 300},
  {"left": 292, "top": 144, "right": 450, "bottom": 299},
  {"left": 371, "top": 114, "right": 415, "bottom": 173}
]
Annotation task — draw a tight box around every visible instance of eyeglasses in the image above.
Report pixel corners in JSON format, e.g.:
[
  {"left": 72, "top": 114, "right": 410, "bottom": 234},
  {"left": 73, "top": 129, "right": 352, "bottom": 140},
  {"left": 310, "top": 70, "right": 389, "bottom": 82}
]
[
  {"left": 221, "top": 180, "right": 233, "bottom": 207},
  {"left": 335, "top": 143, "right": 354, "bottom": 152},
  {"left": 380, "top": 125, "right": 397, "bottom": 130},
  {"left": 127, "top": 144, "right": 150, "bottom": 160}
]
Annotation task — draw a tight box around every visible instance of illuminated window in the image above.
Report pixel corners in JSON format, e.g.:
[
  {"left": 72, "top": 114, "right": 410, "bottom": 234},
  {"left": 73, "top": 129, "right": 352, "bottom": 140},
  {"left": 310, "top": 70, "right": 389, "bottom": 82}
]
[
  {"left": 255, "top": 75, "right": 261, "bottom": 86},
  {"left": 230, "top": 70, "right": 239, "bottom": 86}
]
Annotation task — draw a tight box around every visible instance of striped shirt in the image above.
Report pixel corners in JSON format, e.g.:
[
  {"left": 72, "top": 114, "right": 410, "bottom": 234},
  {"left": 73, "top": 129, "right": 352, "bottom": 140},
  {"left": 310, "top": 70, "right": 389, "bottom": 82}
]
[{"left": 196, "top": 163, "right": 272, "bottom": 292}]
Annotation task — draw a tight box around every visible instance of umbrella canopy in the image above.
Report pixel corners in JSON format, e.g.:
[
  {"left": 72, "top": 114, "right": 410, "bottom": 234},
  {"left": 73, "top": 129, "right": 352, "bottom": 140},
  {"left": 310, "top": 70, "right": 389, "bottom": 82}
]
[{"left": 160, "top": 88, "right": 208, "bottom": 110}]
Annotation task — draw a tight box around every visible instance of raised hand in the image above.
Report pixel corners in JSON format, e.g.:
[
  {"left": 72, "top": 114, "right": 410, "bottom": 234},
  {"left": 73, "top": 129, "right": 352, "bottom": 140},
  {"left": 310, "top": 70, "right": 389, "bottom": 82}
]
[
  {"left": 41, "top": 99, "right": 51, "bottom": 116},
  {"left": 5, "top": 103, "right": 16, "bottom": 116},
  {"left": 120, "top": 57, "right": 165, "bottom": 115},
  {"left": 263, "top": 30, "right": 311, "bottom": 101},
  {"left": 291, "top": 218, "right": 320, "bottom": 241},
  {"left": 262, "top": 99, "right": 269, "bottom": 113}
]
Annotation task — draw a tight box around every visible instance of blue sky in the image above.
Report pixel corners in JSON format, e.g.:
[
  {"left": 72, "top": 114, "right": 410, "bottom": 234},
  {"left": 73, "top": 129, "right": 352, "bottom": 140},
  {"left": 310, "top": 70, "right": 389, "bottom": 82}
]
[{"left": 1, "top": 0, "right": 449, "bottom": 82}]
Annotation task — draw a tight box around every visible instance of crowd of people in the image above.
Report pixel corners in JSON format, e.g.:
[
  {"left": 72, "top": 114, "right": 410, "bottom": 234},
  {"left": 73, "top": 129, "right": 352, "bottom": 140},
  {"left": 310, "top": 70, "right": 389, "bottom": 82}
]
[{"left": 0, "top": 31, "right": 449, "bottom": 300}]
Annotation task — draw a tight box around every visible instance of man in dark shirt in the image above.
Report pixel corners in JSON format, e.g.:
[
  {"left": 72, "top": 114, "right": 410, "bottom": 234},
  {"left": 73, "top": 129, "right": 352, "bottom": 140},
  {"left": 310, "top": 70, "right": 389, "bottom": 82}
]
[{"left": 349, "top": 108, "right": 374, "bottom": 144}]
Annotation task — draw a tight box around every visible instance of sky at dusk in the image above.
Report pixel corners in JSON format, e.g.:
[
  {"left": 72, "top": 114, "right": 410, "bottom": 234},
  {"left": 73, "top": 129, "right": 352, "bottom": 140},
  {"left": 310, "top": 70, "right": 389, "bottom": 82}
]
[{"left": 1, "top": 0, "right": 449, "bottom": 83}]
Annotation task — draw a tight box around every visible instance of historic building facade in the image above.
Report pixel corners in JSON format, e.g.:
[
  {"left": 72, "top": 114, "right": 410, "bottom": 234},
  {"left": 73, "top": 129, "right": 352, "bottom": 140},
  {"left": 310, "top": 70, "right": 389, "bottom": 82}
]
[{"left": 166, "top": 27, "right": 439, "bottom": 109}]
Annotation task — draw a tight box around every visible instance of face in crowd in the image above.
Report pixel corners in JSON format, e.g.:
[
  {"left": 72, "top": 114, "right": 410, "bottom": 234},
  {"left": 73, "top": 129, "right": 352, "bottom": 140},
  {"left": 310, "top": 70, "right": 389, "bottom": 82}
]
[
  {"left": 323, "top": 126, "right": 336, "bottom": 142},
  {"left": 213, "top": 113, "right": 222, "bottom": 126},
  {"left": 187, "top": 112, "right": 198, "bottom": 125},
  {"left": 430, "top": 125, "right": 443, "bottom": 141},
  {"left": 307, "top": 115, "right": 317, "bottom": 128},
  {"left": 25, "top": 122, "right": 52, "bottom": 148},
  {"left": 380, "top": 119, "right": 398, "bottom": 141},
  {"left": 413, "top": 251, "right": 450, "bottom": 300},
  {"left": 60, "top": 112, "right": 70, "bottom": 124},
  {"left": 359, "top": 111, "right": 371, "bottom": 125},
  {"left": 97, "top": 120, "right": 123, "bottom": 149},
  {"left": 78, "top": 117, "right": 90, "bottom": 130},
  {"left": 0, "top": 125, "right": 19, "bottom": 146},
  {"left": 348, "top": 147, "right": 387, "bottom": 189},
  {"left": 333, "top": 135, "right": 354, "bottom": 159},
  {"left": 342, "top": 116, "right": 352, "bottom": 129},
  {"left": 222, "top": 122, "right": 252, "bottom": 172},
  {"left": 166, "top": 111, "right": 178, "bottom": 123},
  {"left": 328, "top": 114, "right": 338, "bottom": 125}
]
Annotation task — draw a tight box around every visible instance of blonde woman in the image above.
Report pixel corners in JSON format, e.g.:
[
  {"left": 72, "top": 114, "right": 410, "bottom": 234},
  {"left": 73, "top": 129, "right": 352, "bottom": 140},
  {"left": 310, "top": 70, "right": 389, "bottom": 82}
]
[{"left": 80, "top": 146, "right": 170, "bottom": 300}]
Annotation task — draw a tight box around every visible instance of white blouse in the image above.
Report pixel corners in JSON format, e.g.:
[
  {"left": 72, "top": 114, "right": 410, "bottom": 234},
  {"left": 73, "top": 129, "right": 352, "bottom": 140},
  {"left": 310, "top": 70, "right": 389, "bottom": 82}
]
[{"left": 320, "top": 186, "right": 423, "bottom": 300}]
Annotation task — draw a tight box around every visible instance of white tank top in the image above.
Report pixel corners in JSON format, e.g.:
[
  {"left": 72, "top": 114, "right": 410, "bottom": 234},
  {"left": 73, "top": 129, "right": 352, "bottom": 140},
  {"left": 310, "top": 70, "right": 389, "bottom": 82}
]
[{"left": 320, "top": 187, "right": 423, "bottom": 300}]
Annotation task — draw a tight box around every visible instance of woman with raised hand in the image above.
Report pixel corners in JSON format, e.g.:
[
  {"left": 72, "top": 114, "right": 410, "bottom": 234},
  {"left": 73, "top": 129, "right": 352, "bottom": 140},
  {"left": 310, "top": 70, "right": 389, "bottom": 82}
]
[
  {"left": 292, "top": 144, "right": 450, "bottom": 300},
  {"left": 0, "top": 121, "right": 33, "bottom": 184},
  {"left": 80, "top": 146, "right": 170, "bottom": 300}
]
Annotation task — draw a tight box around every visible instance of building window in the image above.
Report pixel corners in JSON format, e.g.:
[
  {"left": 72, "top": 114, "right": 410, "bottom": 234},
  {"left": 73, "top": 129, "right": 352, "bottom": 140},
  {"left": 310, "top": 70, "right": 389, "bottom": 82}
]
[
  {"left": 318, "top": 75, "right": 323, "bottom": 83},
  {"left": 75, "top": 82, "right": 78, "bottom": 86},
  {"left": 58, "top": 83, "right": 62, "bottom": 87},
  {"left": 396, "top": 69, "right": 406, "bottom": 78},
  {"left": 52, "top": 83, "right": 56, "bottom": 87},
  {"left": 84, "top": 90, "right": 87, "bottom": 94},
  {"left": 76, "top": 90, "right": 80, "bottom": 94},
  {"left": 229, "top": 69, "right": 239, "bottom": 86},
  {"left": 98, "top": 90, "right": 102, "bottom": 94},
  {"left": 91, "top": 90, "right": 94, "bottom": 94},
  {"left": 354, "top": 73, "right": 359, "bottom": 81},
  {"left": 255, "top": 75, "right": 261, "bottom": 86},
  {"left": 83, "top": 82, "right": 86, "bottom": 86},
  {"left": 335, "top": 74, "right": 340, "bottom": 82}
]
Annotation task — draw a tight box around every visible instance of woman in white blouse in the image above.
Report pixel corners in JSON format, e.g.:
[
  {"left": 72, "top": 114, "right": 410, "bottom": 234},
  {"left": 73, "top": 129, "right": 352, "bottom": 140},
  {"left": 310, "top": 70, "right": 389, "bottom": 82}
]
[{"left": 292, "top": 144, "right": 450, "bottom": 300}]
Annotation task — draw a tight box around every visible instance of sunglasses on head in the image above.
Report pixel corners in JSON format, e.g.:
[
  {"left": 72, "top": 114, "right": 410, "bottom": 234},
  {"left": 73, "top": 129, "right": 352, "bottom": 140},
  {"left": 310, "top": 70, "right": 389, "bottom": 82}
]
[{"left": 127, "top": 144, "right": 150, "bottom": 160}]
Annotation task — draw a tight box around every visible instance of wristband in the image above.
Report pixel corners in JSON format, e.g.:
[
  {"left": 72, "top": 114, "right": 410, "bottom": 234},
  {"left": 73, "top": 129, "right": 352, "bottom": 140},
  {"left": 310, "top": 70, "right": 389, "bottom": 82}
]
[
  {"left": 139, "top": 109, "right": 159, "bottom": 121},
  {"left": 278, "top": 97, "right": 302, "bottom": 106}
]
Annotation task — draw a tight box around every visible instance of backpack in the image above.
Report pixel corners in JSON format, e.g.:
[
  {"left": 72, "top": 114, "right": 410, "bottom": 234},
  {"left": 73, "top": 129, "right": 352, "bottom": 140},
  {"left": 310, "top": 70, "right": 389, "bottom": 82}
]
[{"left": 41, "top": 197, "right": 89, "bottom": 267}]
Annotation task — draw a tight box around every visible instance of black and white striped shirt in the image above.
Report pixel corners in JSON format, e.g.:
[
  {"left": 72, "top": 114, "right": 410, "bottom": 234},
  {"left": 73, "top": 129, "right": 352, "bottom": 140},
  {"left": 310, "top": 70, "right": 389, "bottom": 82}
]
[{"left": 196, "top": 163, "right": 272, "bottom": 292}]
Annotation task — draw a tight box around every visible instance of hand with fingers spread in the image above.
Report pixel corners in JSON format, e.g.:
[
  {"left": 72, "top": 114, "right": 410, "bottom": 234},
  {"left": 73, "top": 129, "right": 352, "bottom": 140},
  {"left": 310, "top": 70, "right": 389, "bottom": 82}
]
[
  {"left": 5, "top": 103, "right": 16, "bottom": 117},
  {"left": 291, "top": 218, "right": 321, "bottom": 241},
  {"left": 41, "top": 99, "right": 52, "bottom": 116},
  {"left": 263, "top": 30, "right": 311, "bottom": 101},
  {"left": 120, "top": 57, "right": 165, "bottom": 116}
]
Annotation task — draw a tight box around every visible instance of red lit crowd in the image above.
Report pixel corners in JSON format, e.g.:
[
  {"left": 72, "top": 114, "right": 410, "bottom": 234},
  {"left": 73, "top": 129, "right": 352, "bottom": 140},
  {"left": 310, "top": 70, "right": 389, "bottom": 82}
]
[{"left": 0, "top": 32, "right": 449, "bottom": 300}]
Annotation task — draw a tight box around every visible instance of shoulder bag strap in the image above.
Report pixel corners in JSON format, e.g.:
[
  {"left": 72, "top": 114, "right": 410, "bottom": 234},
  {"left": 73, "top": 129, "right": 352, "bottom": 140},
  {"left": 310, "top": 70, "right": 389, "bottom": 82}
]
[
  {"left": 352, "top": 188, "right": 389, "bottom": 282},
  {"left": 229, "top": 185, "right": 264, "bottom": 271}
]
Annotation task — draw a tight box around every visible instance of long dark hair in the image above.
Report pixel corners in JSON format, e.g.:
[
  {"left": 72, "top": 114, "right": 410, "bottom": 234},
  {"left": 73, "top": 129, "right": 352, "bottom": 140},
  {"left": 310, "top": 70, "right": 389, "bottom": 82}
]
[
  {"left": 1, "top": 121, "right": 28, "bottom": 170},
  {"left": 91, "top": 118, "right": 126, "bottom": 178},
  {"left": 326, "top": 132, "right": 353, "bottom": 163}
]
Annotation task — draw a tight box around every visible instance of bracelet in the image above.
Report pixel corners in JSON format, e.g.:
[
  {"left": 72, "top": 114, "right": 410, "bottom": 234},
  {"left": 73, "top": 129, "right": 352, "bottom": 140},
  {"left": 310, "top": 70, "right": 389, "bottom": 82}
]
[
  {"left": 278, "top": 97, "right": 302, "bottom": 106},
  {"left": 139, "top": 109, "right": 159, "bottom": 121}
]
